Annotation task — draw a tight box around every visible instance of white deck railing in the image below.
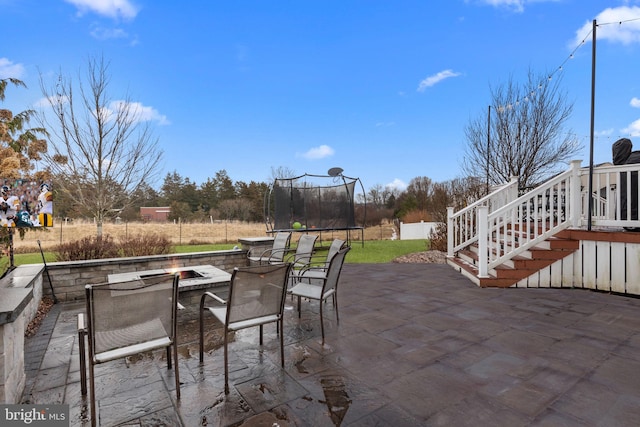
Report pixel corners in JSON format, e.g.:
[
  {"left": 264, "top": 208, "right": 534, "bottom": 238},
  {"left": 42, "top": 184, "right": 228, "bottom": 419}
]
[
  {"left": 580, "top": 162, "right": 640, "bottom": 227},
  {"left": 447, "top": 160, "right": 640, "bottom": 277},
  {"left": 447, "top": 176, "right": 520, "bottom": 255}
]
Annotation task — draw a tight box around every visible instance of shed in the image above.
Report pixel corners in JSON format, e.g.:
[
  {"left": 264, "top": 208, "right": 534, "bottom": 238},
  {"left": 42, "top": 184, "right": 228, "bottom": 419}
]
[{"left": 140, "top": 207, "right": 171, "bottom": 222}]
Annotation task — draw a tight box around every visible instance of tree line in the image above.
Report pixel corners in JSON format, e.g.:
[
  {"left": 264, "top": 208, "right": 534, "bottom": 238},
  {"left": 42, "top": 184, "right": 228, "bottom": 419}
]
[{"left": 52, "top": 169, "right": 490, "bottom": 227}]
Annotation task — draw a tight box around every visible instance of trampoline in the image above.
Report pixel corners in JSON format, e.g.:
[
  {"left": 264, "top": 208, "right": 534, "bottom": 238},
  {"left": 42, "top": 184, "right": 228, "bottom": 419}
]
[{"left": 264, "top": 170, "right": 366, "bottom": 246}]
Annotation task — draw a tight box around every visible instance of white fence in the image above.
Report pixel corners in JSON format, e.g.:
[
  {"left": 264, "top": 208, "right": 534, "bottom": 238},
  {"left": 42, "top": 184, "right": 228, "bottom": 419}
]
[{"left": 400, "top": 221, "right": 439, "bottom": 240}]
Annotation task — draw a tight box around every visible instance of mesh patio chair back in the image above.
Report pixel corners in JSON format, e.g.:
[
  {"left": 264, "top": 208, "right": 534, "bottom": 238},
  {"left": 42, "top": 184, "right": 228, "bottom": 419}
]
[
  {"left": 80, "top": 273, "right": 180, "bottom": 426},
  {"left": 289, "top": 246, "right": 350, "bottom": 343},
  {"left": 322, "top": 245, "right": 350, "bottom": 296},
  {"left": 269, "top": 231, "right": 292, "bottom": 262},
  {"left": 288, "top": 233, "right": 318, "bottom": 267},
  {"left": 325, "top": 238, "right": 345, "bottom": 263},
  {"left": 226, "top": 264, "right": 290, "bottom": 325},
  {"left": 248, "top": 231, "right": 291, "bottom": 264},
  {"left": 290, "top": 238, "right": 343, "bottom": 284},
  {"left": 199, "top": 262, "right": 292, "bottom": 393}
]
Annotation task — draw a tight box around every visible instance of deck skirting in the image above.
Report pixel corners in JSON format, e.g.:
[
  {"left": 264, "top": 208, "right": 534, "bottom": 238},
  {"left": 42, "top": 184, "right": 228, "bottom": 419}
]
[{"left": 513, "top": 229, "right": 640, "bottom": 295}]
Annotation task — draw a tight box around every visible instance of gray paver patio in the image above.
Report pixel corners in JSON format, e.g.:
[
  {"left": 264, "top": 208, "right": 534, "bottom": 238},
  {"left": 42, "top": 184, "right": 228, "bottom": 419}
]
[{"left": 20, "top": 263, "right": 640, "bottom": 426}]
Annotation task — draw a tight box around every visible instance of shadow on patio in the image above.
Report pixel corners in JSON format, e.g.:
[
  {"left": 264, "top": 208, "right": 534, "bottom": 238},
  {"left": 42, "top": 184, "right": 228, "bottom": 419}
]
[{"left": 21, "top": 263, "right": 640, "bottom": 426}]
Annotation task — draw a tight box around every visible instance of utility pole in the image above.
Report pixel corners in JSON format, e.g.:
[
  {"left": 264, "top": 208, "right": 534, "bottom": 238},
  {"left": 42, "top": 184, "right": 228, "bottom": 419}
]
[
  {"left": 486, "top": 105, "right": 491, "bottom": 194},
  {"left": 588, "top": 19, "right": 597, "bottom": 231}
]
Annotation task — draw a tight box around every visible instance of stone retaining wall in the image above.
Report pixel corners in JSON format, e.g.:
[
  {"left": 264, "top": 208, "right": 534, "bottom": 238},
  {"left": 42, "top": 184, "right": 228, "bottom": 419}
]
[
  {"left": 43, "top": 249, "right": 247, "bottom": 302},
  {"left": 1, "top": 265, "right": 44, "bottom": 404}
]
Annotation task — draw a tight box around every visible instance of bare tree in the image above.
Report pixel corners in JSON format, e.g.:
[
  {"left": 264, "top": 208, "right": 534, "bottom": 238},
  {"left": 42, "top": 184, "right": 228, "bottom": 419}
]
[
  {"left": 405, "top": 177, "right": 433, "bottom": 211},
  {"left": 39, "top": 56, "right": 163, "bottom": 236},
  {"left": 365, "top": 183, "right": 398, "bottom": 208},
  {"left": 269, "top": 166, "right": 297, "bottom": 182},
  {"left": 463, "top": 70, "right": 580, "bottom": 189}
]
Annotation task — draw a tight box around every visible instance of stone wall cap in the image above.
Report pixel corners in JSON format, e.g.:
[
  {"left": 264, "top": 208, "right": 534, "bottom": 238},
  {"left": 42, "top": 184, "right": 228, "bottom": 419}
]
[
  {"left": 0, "top": 287, "right": 33, "bottom": 325},
  {"left": 1, "top": 264, "right": 45, "bottom": 289}
]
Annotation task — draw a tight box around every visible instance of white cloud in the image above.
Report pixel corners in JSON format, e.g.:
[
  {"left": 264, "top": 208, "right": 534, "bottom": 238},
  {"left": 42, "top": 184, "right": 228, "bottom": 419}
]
[
  {"left": 34, "top": 97, "right": 168, "bottom": 125},
  {"left": 479, "top": 0, "right": 525, "bottom": 13},
  {"left": 595, "top": 128, "right": 614, "bottom": 137},
  {"left": 417, "top": 70, "right": 461, "bottom": 92},
  {"left": 386, "top": 178, "right": 407, "bottom": 191},
  {"left": 474, "top": 0, "right": 560, "bottom": 14},
  {"left": 0, "top": 58, "right": 26, "bottom": 79},
  {"left": 375, "top": 121, "right": 396, "bottom": 127},
  {"left": 111, "top": 101, "right": 170, "bottom": 125},
  {"left": 90, "top": 26, "right": 129, "bottom": 40},
  {"left": 34, "top": 95, "right": 69, "bottom": 108},
  {"left": 622, "top": 119, "right": 640, "bottom": 137},
  {"left": 300, "top": 145, "right": 335, "bottom": 160},
  {"left": 571, "top": 6, "right": 640, "bottom": 48},
  {"left": 65, "top": 0, "right": 139, "bottom": 20},
  {"left": 631, "top": 97, "right": 640, "bottom": 108}
]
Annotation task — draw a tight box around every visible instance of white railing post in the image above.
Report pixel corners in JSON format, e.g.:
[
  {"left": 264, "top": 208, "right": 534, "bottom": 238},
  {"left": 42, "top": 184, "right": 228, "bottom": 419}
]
[
  {"left": 447, "top": 207, "right": 454, "bottom": 257},
  {"left": 569, "top": 160, "right": 582, "bottom": 228},
  {"left": 508, "top": 176, "right": 519, "bottom": 202},
  {"left": 477, "top": 206, "right": 489, "bottom": 278}
]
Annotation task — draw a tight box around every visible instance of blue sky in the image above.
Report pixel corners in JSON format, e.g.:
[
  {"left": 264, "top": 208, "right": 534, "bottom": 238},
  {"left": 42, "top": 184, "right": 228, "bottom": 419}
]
[{"left": 2, "top": 0, "right": 640, "bottom": 193}]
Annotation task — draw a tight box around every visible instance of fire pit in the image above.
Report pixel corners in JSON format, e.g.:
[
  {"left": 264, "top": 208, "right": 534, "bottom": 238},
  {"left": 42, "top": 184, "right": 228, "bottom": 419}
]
[{"left": 108, "top": 265, "right": 232, "bottom": 306}]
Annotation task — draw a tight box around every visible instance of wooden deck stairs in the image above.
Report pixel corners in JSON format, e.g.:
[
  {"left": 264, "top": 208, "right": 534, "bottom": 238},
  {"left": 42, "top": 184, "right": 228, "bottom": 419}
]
[{"left": 446, "top": 229, "right": 580, "bottom": 288}]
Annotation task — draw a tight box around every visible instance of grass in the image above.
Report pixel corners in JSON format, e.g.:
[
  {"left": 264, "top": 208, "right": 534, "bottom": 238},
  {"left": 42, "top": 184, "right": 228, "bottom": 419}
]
[
  {"left": 338, "top": 239, "right": 428, "bottom": 263},
  {"left": 13, "top": 239, "right": 430, "bottom": 266}
]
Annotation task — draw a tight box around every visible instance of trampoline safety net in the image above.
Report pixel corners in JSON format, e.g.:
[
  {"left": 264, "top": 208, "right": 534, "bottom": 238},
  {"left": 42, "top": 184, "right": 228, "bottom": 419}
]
[{"left": 265, "top": 174, "right": 365, "bottom": 233}]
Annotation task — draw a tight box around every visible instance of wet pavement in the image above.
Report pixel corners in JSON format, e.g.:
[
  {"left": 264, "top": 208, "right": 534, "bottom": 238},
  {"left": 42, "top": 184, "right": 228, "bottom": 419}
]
[{"left": 21, "top": 263, "right": 640, "bottom": 426}]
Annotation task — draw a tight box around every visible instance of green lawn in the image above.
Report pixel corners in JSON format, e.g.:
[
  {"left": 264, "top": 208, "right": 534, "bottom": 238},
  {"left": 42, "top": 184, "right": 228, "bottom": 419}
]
[
  {"left": 160, "top": 239, "right": 430, "bottom": 263},
  {"left": 13, "top": 239, "right": 429, "bottom": 266}
]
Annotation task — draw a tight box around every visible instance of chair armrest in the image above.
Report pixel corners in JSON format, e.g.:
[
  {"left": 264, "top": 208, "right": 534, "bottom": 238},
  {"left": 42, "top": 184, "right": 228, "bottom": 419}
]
[
  {"left": 305, "top": 253, "right": 327, "bottom": 262},
  {"left": 200, "top": 291, "right": 226, "bottom": 307},
  {"left": 285, "top": 250, "right": 315, "bottom": 264},
  {"left": 300, "top": 265, "right": 328, "bottom": 273},
  {"left": 78, "top": 313, "right": 86, "bottom": 333},
  {"left": 247, "top": 246, "right": 268, "bottom": 257},
  {"left": 299, "top": 264, "right": 329, "bottom": 280},
  {"left": 301, "top": 259, "right": 330, "bottom": 271},
  {"left": 249, "top": 246, "right": 288, "bottom": 260},
  {"left": 269, "top": 247, "right": 294, "bottom": 258}
]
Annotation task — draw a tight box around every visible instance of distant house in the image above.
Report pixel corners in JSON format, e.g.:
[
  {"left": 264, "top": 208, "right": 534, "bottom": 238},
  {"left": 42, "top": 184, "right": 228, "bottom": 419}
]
[{"left": 140, "top": 207, "right": 171, "bottom": 222}]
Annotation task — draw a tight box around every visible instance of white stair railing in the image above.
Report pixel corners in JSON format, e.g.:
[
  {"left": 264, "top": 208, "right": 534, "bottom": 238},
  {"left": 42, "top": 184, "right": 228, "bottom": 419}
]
[
  {"left": 447, "top": 176, "right": 519, "bottom": 257},
  {"left": 476, "top": 160, "right": 582, "bottom": 277},
  {"left": 448, "top": 159, "right": 640, "bottom": 278},
  {"left": 447, "top": 160, "right": 583, "bottom": 276}
]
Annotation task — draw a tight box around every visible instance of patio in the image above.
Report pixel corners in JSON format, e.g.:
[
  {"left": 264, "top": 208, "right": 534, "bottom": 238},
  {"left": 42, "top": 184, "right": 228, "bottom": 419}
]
[{"left": 21, "top": 263, "right": 640, "bottom": 426}]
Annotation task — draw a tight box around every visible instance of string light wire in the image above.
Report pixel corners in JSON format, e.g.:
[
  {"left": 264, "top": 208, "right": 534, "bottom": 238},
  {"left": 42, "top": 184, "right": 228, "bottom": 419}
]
[{"left": 494, "top": 14, "right": 640, "bottom": 142}]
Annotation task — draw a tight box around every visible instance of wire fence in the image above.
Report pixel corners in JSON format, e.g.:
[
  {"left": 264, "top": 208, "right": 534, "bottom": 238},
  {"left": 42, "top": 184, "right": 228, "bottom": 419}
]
[{"left": 11, "top": 220, "right": 397, "bottom": 252}]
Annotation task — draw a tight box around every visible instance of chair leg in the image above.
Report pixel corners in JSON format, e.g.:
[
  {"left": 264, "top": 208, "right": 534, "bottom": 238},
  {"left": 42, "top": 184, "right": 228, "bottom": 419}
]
[
  {"left": 334, "top": 294, "right": 339, "bottom": 324},
  {"left": 199, "top": 304, "right": 205, "bottom": 363},
  {"left": 297, "top": 295, "right": 301, "bottom": 318},
  {"left": 78, "top": 329, "right": 87, "bottom": 396},
  {"left": 279, "top": 318, "right": 285, "bottom": 367},
  {"left": 259, "top": 324, "right": 264, "bottom": 346},
  {"left": 89, "top": 363, "right": 97, "bottom": 427},
  {"left": 224, "top": 330, "right": 230, "bottom": 394},
  {"left": 320, "top": 298, "right": 325, "bottom": 345},
  {"left": 166, "top": 347, "right": 172, "bottom": 369},
  {"left": 173, "top": 343, "right": 181, "bottom": 400}
]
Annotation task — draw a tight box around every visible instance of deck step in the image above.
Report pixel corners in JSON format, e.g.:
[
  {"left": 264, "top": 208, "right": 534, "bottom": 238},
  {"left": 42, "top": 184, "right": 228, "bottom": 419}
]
[{"left": 449, "top": 233, "right": 579, "bottom": 288}]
